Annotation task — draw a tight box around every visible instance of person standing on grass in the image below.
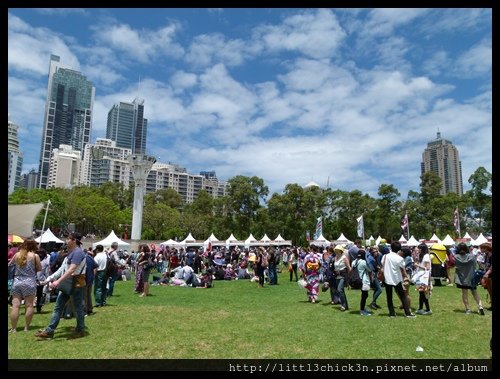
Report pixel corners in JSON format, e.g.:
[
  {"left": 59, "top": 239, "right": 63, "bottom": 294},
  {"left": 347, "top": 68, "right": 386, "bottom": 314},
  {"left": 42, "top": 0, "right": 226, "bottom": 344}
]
[
  {"left": 414, "top": 244, "right": 432, "bottom": 315},
  {"left": 366, "top": 246, "right": 383, "bottom": 310},
  {"left": 382, "top": 241, "right": 414, "bottom": 318},
  {"left": 353, "top": 250, "right": 372, "bottom": 316},
  {"left": 454, "top": 242, "right": 485, "bottom": 315},
  {"left": 303, "top": 246, "right": 321, "bottom": 303},
  {"left": 35, "top": 232, "right": 87, "bottom": 339},
  {"left": 137, "top": 244, "right": 152, "bottom": 297},
  {"left": 288, "top": 249, "right": 299, "bottom": 282},
  {"left": 93, "top": 244, "right": 108, "bottom": 307},
  {"left": 9, "top": 239, "right": 41, "bottom": 333},
  {"left": 479, "top": 242, "right": 492, "bottom": 309},
  {"left": 331, "top": 245, "right": 351, "bottom": 311}
]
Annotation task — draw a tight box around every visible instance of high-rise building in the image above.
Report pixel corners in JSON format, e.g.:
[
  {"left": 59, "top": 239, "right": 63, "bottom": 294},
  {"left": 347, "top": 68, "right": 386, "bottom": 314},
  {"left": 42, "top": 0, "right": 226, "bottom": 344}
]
[
  {"left": 47, "top": 144, "right": 81, "bottom": 189},
  {"left": 106, "top": 98, "right": 148, "bottom": 154},
  {"left": 19, "top": 169, "right": 38, "bottom": 190},
  {"left": 37, "top": 54, "right": 95, "bottom": 189},
  {"left": 421, "top": 132, "right": 463, "bottom": 196},
  {"left": 8, "top": 116, "right": 23, "bottom": 194},
  {"left": 80, "top": 138, "right": 132, "bottom": 187}
]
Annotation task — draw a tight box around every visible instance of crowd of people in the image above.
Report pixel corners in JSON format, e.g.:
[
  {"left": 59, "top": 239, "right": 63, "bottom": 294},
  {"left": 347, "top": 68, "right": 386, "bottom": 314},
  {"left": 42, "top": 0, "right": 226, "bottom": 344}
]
[{"left": 7, "top": 233, "right": 492, "bottom": 340}]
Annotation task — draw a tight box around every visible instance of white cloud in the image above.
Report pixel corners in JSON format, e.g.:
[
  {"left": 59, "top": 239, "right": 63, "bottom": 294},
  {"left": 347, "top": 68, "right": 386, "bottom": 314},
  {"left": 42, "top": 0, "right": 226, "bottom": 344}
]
[
  {"left": 185, "top": 33, "right": 249, "bottom": 68},
  {"left": 454, "top": 40, "right": 492, "bottom": 77},
  {"left": 91, "top": 21, "right": 184, "bottom": 63},
  {"left": 253, "top": 8, "right": 346, "bottom": 59}
]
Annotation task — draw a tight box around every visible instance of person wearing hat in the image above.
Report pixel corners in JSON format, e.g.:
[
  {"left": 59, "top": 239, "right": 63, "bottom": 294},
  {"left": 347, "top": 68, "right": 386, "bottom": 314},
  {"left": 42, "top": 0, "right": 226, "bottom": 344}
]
[
  {"left": 303, "top": 246, "right": 322, "bottom": 303},
  {"left": 329, "top": 245, "right": 351, "bottom": 311},
  {"left": 35, "top": 232, "right": 87, "bottom": 339}
]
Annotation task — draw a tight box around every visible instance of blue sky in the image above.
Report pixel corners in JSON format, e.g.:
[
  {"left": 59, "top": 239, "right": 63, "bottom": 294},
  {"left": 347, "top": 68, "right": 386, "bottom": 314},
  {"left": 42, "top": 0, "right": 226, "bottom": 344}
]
[{"left": 8, "top": 8, "right": 492, "bottom": 198}]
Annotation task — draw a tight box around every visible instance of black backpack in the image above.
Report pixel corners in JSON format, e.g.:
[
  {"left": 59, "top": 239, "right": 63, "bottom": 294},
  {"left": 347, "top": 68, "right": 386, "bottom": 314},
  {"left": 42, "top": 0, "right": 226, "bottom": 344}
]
[
  {"left": 105, "top": 256, "right": 117, "bottom": 277},
  {"left": 348, "top": 260, "right": 363, "bottom": 289}
]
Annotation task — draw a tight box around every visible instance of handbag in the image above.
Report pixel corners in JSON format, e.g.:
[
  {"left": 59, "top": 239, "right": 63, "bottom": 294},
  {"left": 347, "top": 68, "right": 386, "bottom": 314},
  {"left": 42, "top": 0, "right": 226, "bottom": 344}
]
[{"left": 57, "top": 276, "right": 75, "bottom": 295}]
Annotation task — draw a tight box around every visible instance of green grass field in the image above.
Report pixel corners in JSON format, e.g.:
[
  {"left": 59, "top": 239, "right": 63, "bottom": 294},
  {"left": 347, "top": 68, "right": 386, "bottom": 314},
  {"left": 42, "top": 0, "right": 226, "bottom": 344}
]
[{"left": 8, "top": 270, "right": 492, "bottom": 359}]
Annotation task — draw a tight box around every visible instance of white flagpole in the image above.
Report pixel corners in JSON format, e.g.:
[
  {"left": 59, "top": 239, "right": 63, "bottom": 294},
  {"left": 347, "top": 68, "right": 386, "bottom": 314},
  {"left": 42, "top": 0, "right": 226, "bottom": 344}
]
[
  {"left": 39, "top": 199, "right": 51, "bottom": 247},
  {"left": 406, "top": 212, "right": 410, "bottom": 240}
]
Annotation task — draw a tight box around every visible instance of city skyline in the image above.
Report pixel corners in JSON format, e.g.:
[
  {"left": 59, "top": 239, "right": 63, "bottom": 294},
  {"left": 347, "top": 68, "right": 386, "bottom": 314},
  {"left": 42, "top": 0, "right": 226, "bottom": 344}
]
[{"left": 8, "top": 8, "right": 492, "bottom": 198}]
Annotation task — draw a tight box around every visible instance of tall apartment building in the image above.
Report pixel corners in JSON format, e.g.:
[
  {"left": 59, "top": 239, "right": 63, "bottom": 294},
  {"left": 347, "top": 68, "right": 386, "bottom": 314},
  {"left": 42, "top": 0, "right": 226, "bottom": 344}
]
[
  {"left": 37, "top": 54, "right": 95, "bottom": 189},
  {"left": 106, "top": 98, "right": 147, "bottom": 154},
  {"left": 47, "top": 144, "right": 81, "bottom": 189},
  {"left": 8, "top": 116, "right": 23, "bottom": 194},
  {"left": 421, "top": 132, "right": 463, "bottom": 195},
  {"left": 19, "top": 169, "right": 38, "bottom": 190},
  {"left": 80, "top": 138, "right": 132, "bottom": 187},
  {"left": 146, "top": 163, "right": 227, "bottom": 203}
]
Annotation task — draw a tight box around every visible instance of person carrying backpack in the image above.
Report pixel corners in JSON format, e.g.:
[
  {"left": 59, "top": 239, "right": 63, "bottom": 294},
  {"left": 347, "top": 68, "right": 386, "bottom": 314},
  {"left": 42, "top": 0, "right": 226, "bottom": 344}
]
[{"left": 352, "top": 250, "right": 372, "bottom": 316}]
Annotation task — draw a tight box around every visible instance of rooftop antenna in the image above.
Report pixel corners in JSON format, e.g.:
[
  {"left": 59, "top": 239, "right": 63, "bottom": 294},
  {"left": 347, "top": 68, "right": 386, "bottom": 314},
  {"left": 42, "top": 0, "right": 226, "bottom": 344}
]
[{"left": 436, "top": 127, "right": 441, "bottom": 139}]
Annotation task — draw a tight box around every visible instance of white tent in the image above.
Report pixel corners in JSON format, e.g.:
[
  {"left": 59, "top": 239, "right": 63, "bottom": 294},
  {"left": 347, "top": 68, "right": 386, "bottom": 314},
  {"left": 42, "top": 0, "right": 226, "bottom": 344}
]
[
  {"left": 309, "top": 233, "right": 330, "bottom": 247},
  {"left": 463, "top": 232, "right": 472, "bottom": 240},
  {"left": 398, "top": 234, "right": 408, "bottom": 244},
  {"left": 441, "top": 234, "right": 455, "bottom": 246},
  {"left": 406, "top": 235, "right": 420, "bottom": 246},
  {"left": 334, "top": 233, "right": 352, "bottom": 244},
  {"left": 429, "top": 233, "right": 441, "bottom": 243},
  {"left": 206, "top": 233, "right": 219, "bottom": 242},
  {"left": 375, "top": 236, "right": 383, "bottom": 245},
  {"left": 35, "top": 228, "right": 64, "bottom": 244},
  {"left": 474, "top": 233, "right": 488, "bottom": 245},
  {"left": 160, "top": 239, "right": 180, "bottom": 247},
  {"left": 272, "top": 234, "right": 292, "bottom": 246},
  {"left": 244, "top": 233, "right": 258, "bottom": 248},
  {"left": 180, "top": 233, "right": 203, "bottom": 247},
  {"left": 368, "top": 235, "right": 375, "bottom": 241},
  {"left": 92, "top": 230, "right": 130, "bottom": 250},
  {"left": 226, "top": 233, "right": 243, "bottom": 247},
  {"left": 8, "top": 203, "right": 45, "bottom": 237}
]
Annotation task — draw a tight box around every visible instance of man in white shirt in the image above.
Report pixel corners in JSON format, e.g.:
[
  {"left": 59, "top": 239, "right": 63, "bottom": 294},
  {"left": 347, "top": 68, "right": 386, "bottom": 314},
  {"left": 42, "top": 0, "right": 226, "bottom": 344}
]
[{"left": 382, "top": 241, "right": 415, "bottom": 318}]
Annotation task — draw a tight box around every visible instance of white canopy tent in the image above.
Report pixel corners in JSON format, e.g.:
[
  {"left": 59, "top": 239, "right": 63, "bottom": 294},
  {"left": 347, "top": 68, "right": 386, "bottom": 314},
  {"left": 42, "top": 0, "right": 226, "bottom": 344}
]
[
  {"left": 309, "top": 233, "right": 330, "bottom": 247},
  {"left": 92, "top": 230, "right": 130, "bottom": 250},
  {"left": 244, "top": 233, "right": 259, "bottom": 248},
  {"left": 160, "top": 239, "right": 180, "bottom": 247},
  {"left": 8, "top": 203, "right": 45, "bottom": 237},
  {"left": 462, "top": 232, "right": 472, "bottom": 240},
  {"left": 429, "top": 233, "right": 441, "bottom": 243},
  {"left": 375, "top": 236, "right": 383, "bottom": 245},
  {"left": 398, "top": 234, "right": 408, "bottom": 244},
  {"left": 35, "top": 228, "right": 64, "bottom": 244},
  {"left": 180, "top": 233, "right": 203, "bottom": 247},
  {"left": 272, "top": 234, "right": 292, "bottom": 246},
  {"left": 406, "top": 235, "right": 420, "bottom": 246},
  {"left": 226, "top": 233, "right": 243, "bottom": 247},
  {"left": 441, "top": 234, "right": 455, "bottom": 246},
  {"left": 334, "top": 233, "right": 353, "bottom": 244},
  {"left": 473, "top": 233, "right": 488, "bottom": 245}
]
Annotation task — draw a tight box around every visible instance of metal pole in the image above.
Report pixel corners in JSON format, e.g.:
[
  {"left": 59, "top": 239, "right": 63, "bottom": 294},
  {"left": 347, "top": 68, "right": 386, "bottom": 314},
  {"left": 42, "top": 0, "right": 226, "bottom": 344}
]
[{"left": 39, "top": 199, "right": 51, "bottom": 248}]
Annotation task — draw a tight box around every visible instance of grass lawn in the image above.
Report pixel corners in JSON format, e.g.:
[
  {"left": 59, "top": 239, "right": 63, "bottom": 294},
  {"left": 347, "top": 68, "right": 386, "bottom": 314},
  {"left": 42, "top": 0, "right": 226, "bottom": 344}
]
[{"left": 8, "top": 270, "right": 492, "bottom": 359}]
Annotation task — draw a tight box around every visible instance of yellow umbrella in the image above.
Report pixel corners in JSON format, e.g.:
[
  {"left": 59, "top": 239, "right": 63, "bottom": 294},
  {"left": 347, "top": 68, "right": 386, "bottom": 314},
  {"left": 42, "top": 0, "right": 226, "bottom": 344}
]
[{"left": 8, "top": 234, "right": 24, "bottom": 244}]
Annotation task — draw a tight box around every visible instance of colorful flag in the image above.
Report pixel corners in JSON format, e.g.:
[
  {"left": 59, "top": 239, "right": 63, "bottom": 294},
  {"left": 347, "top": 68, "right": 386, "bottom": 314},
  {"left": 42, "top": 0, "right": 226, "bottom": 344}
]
[
  {"left": 356, "top": 215, "right": 364, "bottom": 238},
  {"left": 306, "top": 231, "right": 310, "bottom": 241},
  {"left": 401, "top": 212, "right": 409, "bottom": 231},
  {"left": 454, "top": 208, "right": 460, "bottom": 233},
  {"left": 314, "top": 217, "right": 322, "bottom": 240}
]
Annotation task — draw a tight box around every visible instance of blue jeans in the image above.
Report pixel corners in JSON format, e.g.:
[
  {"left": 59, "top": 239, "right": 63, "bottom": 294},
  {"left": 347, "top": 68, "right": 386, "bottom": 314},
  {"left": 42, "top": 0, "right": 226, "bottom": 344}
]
[
  {"left": 372, "top": 276, "right": 383, "bottom": 304},
  {"left": 107, "top": 271, "right": 117, "bottom": 296},
  {"left": 46, "top": 286, "right": 85, "bottom": 334}
]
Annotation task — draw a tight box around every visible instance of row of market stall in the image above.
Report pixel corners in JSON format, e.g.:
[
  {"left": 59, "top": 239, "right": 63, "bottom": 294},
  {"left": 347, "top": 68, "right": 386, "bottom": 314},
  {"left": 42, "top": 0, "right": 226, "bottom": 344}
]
[{"left": 309, "top": 232, "right": 491, "bottom": 247}]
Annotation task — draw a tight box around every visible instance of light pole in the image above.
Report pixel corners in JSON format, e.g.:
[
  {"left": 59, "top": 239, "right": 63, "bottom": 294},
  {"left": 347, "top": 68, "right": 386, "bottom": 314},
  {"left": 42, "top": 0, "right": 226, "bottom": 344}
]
[{"left": 127, "top": 154, "right": 156, "bottom": 241}]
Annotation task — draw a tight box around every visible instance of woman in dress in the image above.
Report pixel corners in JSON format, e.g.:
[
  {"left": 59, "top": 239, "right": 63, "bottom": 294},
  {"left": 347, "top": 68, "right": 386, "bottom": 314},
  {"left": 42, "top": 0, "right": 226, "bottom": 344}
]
[
  {"left": 8, "top": 239, "right": 41, "bottom": 332},
  {"left": 331, "top": 245, "right": 351, "bottom": 311},
  {"left": 454, "top": 242, "right": 485, "bottom": 315},
  {"left": 302, "top": 247, "right": 322, "bottom": 303}
]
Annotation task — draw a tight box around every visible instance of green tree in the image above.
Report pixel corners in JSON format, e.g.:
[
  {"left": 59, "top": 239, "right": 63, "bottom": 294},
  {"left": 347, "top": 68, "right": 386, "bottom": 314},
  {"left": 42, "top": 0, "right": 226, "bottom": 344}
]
[
  {"left": 227, "top": 175, "right": 268, "bottom": 236},
  {"left": 464, "top": 167, "right": 492, "bottom": 234}
]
